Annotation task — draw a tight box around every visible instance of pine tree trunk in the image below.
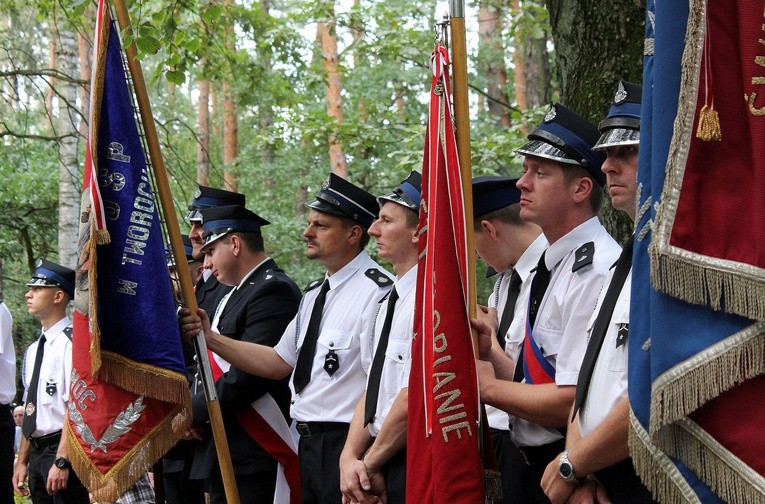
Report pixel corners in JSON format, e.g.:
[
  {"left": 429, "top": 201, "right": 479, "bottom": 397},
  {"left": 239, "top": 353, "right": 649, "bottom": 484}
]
[
  {"left": 222, "top": 2, "right": 238, "bottom": 191},
  {"left": 320, "top": 3, "right": 347, "bottom": 178},
  {"left": 478, "top": 0, "right": 510, "bottom": 127},
  {"left": 55, "top": 23, "right": 81, "bottom": 268},
  {"left": 524, "top": 0, "right": 552, "bottom": 108},
  {"left": 197, "top": 75, "right": 210, "bottom": 186}
]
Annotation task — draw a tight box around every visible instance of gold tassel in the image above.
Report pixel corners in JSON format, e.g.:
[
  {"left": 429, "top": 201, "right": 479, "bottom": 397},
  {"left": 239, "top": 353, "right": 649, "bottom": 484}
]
[
  {"left": 93, "top": 228, "right": 111, "bottom": 245},
  {"left": 696, "top": 104, "right": 722, "bottom": 141},
  {"left": 483, "top": 469, "right": 503, "bottom": 503}
]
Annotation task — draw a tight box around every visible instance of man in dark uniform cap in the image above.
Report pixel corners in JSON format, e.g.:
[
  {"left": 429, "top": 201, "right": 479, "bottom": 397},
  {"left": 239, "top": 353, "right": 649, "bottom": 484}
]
[
  {"left": 183, "top": 173, "right": 394, "bottom": 503},
  {"left": 541, "top": 81, "right": 654, "bottom": 504},
  {"left": 14, "top": 259, "right": 89, "bottom": 503},
  {"left": 472, "top": 176, "right": 547, "bottom": 504},
  {"left": 181, "top": 204, "right": 301, "bottom": 503},
  {"left": 340, "top": 171, "right": 421, "bottom": 504},
  {"left": 474, "top": 104, "right": 620, "bottom": 504},
  {"left": 187, "top": 186, "right": 246, "bottom": 315}
]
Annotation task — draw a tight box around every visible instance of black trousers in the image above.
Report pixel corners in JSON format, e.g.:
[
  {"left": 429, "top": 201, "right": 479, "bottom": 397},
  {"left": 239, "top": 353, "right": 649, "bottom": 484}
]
[
  {"left": 596, "top": 458, "right": 656, "bottom": 504},
  {"left": 297, "top": 424, "right": 349, "bottom": 504},
  {"left": 0, "top": 407, "right": 13, "bottom": 503},
  {"left": 27, "top": 441, "right": 89, "bottom": 504},
  {"left": 208, "top": 463, "right": 277, "bottom": 504},
  {"left": 517, "top": 439, "right": 566, "bottom": 504},
  {"left": 383, "top": 447, "right": 406, "bottom": 504},
  {"left": 491, "top": 428, "right": 527, "bottom": 504}
]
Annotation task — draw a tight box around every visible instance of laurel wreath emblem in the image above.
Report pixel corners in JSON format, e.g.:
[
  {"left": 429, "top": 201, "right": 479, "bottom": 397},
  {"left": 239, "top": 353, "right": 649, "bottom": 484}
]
[{"left": 68, "top": 396, "right": 145, "bottom": 453}]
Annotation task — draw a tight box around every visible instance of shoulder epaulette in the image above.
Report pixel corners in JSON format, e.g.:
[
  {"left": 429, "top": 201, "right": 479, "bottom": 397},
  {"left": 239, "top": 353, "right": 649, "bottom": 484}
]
[
  {"left": 365, "top": 268, "right": 393, "bottom": 288},
  {"left": 64, "top": 326, "right": 73, "bottom": 341},
  {"left": 572, "top": 241, "right": 595, "bottom": 272},
  {"left": 304, "top": 278, "right": 324, "bottom": 292}
]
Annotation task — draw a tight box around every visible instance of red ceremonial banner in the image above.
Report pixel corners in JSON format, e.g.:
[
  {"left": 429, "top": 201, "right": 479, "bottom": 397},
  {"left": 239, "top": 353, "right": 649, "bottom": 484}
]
[{"left": 406, "top": 45, "right": 484, "bottom": 504}]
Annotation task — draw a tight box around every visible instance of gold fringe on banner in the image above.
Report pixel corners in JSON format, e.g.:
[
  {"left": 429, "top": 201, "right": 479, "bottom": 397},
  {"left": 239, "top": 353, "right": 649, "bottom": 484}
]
[
  {"left": 483, "top": 469, "right": 503, "bottom": 503},
  {"left": 628, "top": 412, "right": 701, "bottom": 504},
  {"left": 67, "top": 399, "right": 191, "bottom": 503},
  {"left": 99, "top": 351, "right": 191, "bottom": 404},
  {"left": 695, "top": 104, "right": 721, "bottom": 141},
  {"left": 649, "top": 322, "right": 765, "bottom": 434},
  {"left": 659, "top": 419, "right": 765, "bottom": 504},
  {"left": 650, "top": 246, "right": 765, "bottom": 321},
  {"left": 88, "top": 219, "right": 104, "bottom": 376}
]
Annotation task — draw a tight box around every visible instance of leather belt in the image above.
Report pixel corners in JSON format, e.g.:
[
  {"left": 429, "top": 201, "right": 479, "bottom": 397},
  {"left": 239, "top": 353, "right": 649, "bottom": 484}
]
[
  {"left": 29, "top": 431, "right": 62, "bottom": 450},
  {"left": 295, "top": 422, "right": 349, "bottom": 437}
]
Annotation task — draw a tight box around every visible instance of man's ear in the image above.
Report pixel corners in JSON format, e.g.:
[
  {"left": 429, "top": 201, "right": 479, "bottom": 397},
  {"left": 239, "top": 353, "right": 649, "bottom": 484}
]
[{"left": 571, "top": 176, "right": 593, "bottom": 205}]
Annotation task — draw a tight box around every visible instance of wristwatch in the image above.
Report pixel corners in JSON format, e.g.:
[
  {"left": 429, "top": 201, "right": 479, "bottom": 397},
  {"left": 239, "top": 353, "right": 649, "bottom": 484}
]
[
  {"left": 558, "top": 450, "right": 579, "bottom": 484},
  {"left": 54, "top": 457, "right": 72, "bottom": 470}
]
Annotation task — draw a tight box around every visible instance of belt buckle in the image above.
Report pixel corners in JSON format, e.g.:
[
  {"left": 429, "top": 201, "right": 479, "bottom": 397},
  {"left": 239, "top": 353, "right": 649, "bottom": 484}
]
[{"left": 296, "top": 423, "right": 311, "bottom": 437}]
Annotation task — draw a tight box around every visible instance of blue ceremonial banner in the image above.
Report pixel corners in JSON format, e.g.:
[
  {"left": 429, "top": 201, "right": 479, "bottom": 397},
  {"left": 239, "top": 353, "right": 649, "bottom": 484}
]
[
  {"left": 629, "top": 1, "right": 765, "bottom": 502},
  {"left": 68, "top": 0, "right": 191, "bottom": 500}
]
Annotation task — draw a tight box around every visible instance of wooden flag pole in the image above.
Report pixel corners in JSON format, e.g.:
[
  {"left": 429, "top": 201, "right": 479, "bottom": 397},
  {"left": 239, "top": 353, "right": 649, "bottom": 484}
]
[
  {"left": 110, "top": 1, "right": 240, "bottom": 502},
  {"left": 449, "top": 0, "right": 478, "bottom": 334}
]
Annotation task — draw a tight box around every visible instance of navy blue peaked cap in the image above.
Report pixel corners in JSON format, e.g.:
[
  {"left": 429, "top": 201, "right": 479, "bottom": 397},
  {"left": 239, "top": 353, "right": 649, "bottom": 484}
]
[
  {"left": 166, "top": 235, "right": 195, "bottom": 267},
  {"left": 472, "top": 176, "right": 521, "bottom": 218},
  {"left": 187, "top": 186, "right": 246, "bottom": 223},
  {"left": 27, "top": 259, "right": 75, "bottom": 298},
  {"left": 514, "top": 103, "right": 606, "bottom": 186},
  {"left": 594, "top": 80, "right": 643, "bottom": 151},
  {"left": 200, "top": 205, "right": 270, "bottom": 248},
  {"left": 378, "top": 171, "right": 422, "bottom": 213},
  {"left": 307, "top": 173, "right": 379, "bottom": 229}
]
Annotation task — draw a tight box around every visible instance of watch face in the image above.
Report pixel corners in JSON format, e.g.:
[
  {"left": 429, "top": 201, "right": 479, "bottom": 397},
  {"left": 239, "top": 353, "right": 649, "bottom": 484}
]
[
  {"left": 55, "top": 457, "right": 69, "bottom": 469},
  {"left": 560, "top": 463, "right": 572, "bottom": 477}
]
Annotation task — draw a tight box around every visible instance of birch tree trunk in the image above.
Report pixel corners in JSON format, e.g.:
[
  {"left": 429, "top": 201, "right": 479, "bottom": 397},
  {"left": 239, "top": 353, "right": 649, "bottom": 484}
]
[{"left": 54, "top": 21, "right": 81, "bottom": 268}]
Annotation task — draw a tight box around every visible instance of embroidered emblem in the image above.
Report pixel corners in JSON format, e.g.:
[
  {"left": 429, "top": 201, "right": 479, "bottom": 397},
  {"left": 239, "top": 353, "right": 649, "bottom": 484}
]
[
  {"left": 304, "top": 278, "right": 324, "bottom": 292},
  {"left": 572, "top": 242, "right": 595, "bottom": 272},
  {"left": 614, "top": 81, "right": 628, "bottom": 104},
  {"left": 324, "top": 351, "right": 339, "bottom": 376},
  {"left": 45, "top": 382, "right": 57, "bottom": 397},
  {"left": 194, "top": 187, "right": 202, "bottom": 199},
  {"left": 365, "top": 268, "right": 393, "bottom": 288},
  {"left": 544, "top": 105, "right": 557, "bottom": 123},
  {"left": 68, "top": 396, "right": 145, "bottom": 453},
  {"left": 322, "top": 176, "right": 331, "bottom": 190},
  {"left": 25, "top": 403, "right": 35, "bottom": 416},
  {"left": 616, "top": 323, "right": 629, "bottom": 348}
]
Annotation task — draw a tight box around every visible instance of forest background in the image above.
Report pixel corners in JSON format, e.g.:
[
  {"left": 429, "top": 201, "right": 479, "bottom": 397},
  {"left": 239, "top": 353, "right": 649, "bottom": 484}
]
[{"left": 0, "top": 0, "right": 644, "bottom": 404}]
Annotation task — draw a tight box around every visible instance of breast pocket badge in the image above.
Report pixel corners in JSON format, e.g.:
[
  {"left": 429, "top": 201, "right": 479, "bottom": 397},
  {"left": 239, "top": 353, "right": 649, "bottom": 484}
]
[{"left": 45, "top": 382, "right": 57, "bottom": 397}]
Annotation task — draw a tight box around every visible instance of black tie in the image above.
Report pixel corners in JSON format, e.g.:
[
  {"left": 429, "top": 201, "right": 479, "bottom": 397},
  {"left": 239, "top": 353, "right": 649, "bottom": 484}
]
[
  {"left": 364, "top": 287, "right": 399, "bottom": 426},
  {"left": 572, "top": 236, "right": 634, "bottom": 419},
  {"left": 293, "top": 280, "right": 331, "bottom": 393},
  {"left": 514, "top": 252, "right": 551, "bottom": 382},
  {"left": 23, "top": 333, "right": 46, "bottom": 439},
  {"left": 496, "top": 270, "right": 522, "bottom": 350}
]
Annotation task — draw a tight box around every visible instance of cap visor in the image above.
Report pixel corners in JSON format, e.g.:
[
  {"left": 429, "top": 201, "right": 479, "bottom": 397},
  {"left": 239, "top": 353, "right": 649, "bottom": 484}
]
[
  {"left": 514, "top": 139, "right": 581, "bottom": 165},
  {"left": 592, "top": 128, "right": 640, "bottom": 151},
  {"left": 305, "top": 199, "right": 348, "bottom": 219}
]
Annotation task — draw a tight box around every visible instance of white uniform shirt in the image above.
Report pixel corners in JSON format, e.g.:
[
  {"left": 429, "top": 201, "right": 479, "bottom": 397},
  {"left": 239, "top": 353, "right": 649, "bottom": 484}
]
[
  {"left": 22, "top": 317, "right": 73, "bottom": 437},
  {"left": 486, "top": 234, "right": 548, "bottom": 430},
  {"left": 360, "top": 266, "right": 417, "bottom": 437},
  {"left": 0, "top": 302, "right": 15, "bottom": 404},
  {"left": 578, "top": 269, "right": 631, "bottom": 438},
  {"left": 511, "top": 217, "right": 620, "bottom": 447},
  {"left": 275, "top": 251, "right": 393, "bottom": 423}
]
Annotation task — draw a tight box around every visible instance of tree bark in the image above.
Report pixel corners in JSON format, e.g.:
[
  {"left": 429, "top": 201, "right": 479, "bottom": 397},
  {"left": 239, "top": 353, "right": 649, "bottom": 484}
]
[
  {"left": 546, "top": 0, "right": 643, "bottom": 242},
  {"left": 478, "top": 0, "right": 510, "bottom": 127},
  {"left": 320, "top": 2, "right": 347, "bottom": 178},
  {"left": 523, "top": 0, "right": 552, "bottom": 108},
  {"left": 46, "top": 23, "right": 56, "bottom": 128},
  {"left": 222, "top": 1, "right": 238, "bottom": 191},
  {"left": 197, "top": 74, "right": 210, "bottom": 186},
  {"left": 54, "top": 21, "right": 81, "bottom": 268}
]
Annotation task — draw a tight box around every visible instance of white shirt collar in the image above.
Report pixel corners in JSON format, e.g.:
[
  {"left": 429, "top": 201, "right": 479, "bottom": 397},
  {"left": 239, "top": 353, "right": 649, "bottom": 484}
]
[
  {"left": 543, "top": 216, "right": 602, "bottom": 270},
  {"left": 326, "top": 251, "right": 372, "bottom": 290},
  {"left": 394, "top": 264, "right": 417, "bottom": 294},
  {"left": 514, "top": 234, "right": 549, "bottom": 282},
  {"left": 43, "top": 316, "right": 71, "bottom": 343}
]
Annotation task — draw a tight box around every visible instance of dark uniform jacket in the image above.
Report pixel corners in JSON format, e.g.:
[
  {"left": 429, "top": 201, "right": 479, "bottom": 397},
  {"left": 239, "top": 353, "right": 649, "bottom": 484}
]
[{"left": 190, "top": 258, "right": 301, "bottom": 478}]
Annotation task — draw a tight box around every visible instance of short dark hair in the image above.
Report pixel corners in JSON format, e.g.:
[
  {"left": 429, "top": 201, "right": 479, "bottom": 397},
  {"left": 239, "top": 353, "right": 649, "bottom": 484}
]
[
  {"left": 405, "top": 208, "right": 419, "bottom": 229},
  {"left": 562, "top": 165, "right": 603, "bottom": 213},
  {"left": 339, "top": 216, "right": 370, "bottom": 250},
  {"left": 225, "top": 232, "right": 265, "bottom": 253},
  {"left": 474, "top": 203, "right": 523, "bottom": 229}
]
